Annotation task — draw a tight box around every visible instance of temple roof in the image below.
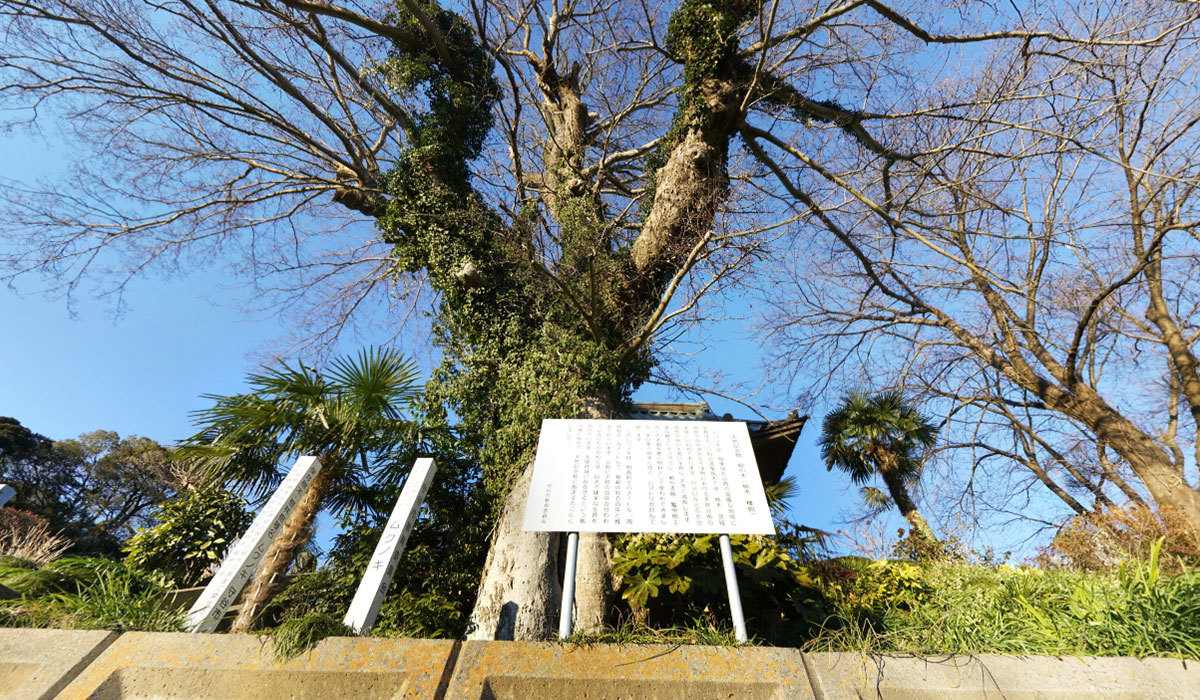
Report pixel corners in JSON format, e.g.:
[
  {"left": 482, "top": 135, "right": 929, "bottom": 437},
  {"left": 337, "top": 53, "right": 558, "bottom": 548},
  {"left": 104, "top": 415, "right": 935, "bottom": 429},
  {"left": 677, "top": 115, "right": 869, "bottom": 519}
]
[{"left": 623, "top": 402, "right": 808, "bottom": 484}]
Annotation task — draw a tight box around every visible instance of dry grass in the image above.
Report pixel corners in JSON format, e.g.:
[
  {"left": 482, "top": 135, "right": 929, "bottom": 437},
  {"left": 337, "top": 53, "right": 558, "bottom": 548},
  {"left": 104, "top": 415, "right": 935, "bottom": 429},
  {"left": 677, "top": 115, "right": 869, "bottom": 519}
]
[
  {"left": 0, "top": 508, "right": 71, "bottom": 565},
  {"left": 1039, "top": 504, "right": 1200, "bottom": 574}
]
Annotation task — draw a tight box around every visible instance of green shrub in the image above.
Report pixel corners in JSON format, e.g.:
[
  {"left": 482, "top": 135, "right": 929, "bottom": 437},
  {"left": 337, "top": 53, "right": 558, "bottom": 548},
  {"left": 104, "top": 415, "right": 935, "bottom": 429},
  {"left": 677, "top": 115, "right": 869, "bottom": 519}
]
[
  {"left": 612, "top": 523, "right": 822, "bottom": 639},
  {"left": 263, "top": 568, "right": 355, "bottom": 624},
  {"left": 124, "top": 489, "right": 252, "bottom": 588},
  {"left": 806, "top": 539, "right": 1200, "bottom": 659}
]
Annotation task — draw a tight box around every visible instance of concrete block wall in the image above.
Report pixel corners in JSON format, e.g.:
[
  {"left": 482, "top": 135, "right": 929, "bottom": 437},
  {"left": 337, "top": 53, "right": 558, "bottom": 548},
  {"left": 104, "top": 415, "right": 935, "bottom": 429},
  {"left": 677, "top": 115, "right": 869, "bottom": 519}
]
[
  {"left": 2, "top": 627, "right": 1197, "bottom": 699},
  {"left": 0, "top": 628, "right": 116, "bottom": 700},
  {"left": 804, "top": 652, "right": 1200, "bottom": 700},
  {"left": 443, "top": 641, "right": 814, "bottom": 699},
  {"left": 56, "top": 632, "right": 457, "bottom": 699}
]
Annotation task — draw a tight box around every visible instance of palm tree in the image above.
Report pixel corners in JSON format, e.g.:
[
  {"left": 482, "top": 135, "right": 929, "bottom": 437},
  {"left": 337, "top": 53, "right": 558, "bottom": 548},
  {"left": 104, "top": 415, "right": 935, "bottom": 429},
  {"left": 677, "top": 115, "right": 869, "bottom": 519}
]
[
  {"left": 818, "top": 391, "right": 939, "bottom": 543},
  {"left": 177, "top": 347, "right": 421, "bottom": 632}
]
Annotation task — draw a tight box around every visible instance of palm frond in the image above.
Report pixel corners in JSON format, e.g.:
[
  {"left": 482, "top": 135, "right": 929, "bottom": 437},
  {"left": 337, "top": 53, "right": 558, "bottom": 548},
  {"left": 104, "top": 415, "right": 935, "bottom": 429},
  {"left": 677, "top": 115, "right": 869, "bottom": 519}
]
[
  {"left": 818, "top": 390, "right": 938, "bottom": 486},
  {"left": 179, "top": 347, "right": 424, "bottom": 514}
]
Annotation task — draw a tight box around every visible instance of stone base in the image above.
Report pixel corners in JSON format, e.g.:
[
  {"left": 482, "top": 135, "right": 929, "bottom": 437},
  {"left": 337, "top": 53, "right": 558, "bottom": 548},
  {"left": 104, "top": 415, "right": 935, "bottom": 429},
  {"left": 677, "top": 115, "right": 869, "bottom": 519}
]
[
  {"left": 444, "top": 641, "right": 813, "bottom": 699},
  {"left": 1, "top": 629, "right": 1196, "bottom": 699},
  {"left": 0, "top": 628, "right": 117, "bottom": 700},
  {"left": 55, "top": 632, "right": 457, "bottom": 699},
  {"left": 805, "top": 652, "right": 1200, "bottom": 699}
]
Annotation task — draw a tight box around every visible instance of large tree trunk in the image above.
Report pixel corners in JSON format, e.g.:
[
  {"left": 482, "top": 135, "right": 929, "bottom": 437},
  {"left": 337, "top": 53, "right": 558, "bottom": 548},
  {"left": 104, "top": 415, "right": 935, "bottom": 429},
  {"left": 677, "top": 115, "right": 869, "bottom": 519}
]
[
  {"left": 465, "top": 463, "right": 563, "bottom": 640},
  {"left": 465, "top": 463, "right": 618, "bottom": 641},
  {"left": 467, "top": 396, "right": 618, "bottom": 640},
  {"left": 465, "top": 5, "right": 748, "bottom": 640},
  {"left": 231, "top": 464, "right": 334, "bottom": 633},
  {"left": 1052, "top": 383, "right": 1200, "bottom": 525},
  {"left": 574, "top": 532, "right": 616, "bottom": 633},
  {"left": 933, "top": 308, "right": 1200, "bottom": 530}
]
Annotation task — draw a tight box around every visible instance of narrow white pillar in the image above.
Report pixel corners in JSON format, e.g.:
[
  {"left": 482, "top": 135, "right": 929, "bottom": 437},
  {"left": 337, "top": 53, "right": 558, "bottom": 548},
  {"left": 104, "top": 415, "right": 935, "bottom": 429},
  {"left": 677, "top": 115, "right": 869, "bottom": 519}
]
[
  {"left": 344, "top": 457, "right": 438, "bottom": 635},
  {"left": 0, "top": 484, "right": 14, "bottom": 508},
  {"left": 184, "top": 456, "right": 324, "bottom": 633},
  {"left": 558, "top": 532, "right": 579, "bottom": 640},
  {"left": 719, "top": 534, "right": 748, "bottom": 643}
]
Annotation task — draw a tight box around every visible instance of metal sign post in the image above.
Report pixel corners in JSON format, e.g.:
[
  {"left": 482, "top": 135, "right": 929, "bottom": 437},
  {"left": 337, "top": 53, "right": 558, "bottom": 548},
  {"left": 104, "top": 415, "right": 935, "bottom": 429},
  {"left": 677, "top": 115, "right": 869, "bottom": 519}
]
[
  {"left": 0, "top": 484, "right": 14, "bottom": 508},
  {"left": 558, "top": 532, "right": 579, "bottom": 639},
  {"left": 184, "top": 456, "right": 324, "bottom": 633},
  {"left": 718, "top": 534, "right": 748, "bottom": 642},
  {"left": 344, "top": 457, "right": 437, "bottom": 635}
]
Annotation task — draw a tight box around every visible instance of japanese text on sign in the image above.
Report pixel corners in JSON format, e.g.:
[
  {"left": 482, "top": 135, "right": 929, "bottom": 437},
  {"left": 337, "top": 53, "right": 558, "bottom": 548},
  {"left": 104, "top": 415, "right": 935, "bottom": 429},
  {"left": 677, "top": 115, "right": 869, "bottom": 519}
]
[{"left": 522, "top": 420, "right": 775, "bottom": 535}]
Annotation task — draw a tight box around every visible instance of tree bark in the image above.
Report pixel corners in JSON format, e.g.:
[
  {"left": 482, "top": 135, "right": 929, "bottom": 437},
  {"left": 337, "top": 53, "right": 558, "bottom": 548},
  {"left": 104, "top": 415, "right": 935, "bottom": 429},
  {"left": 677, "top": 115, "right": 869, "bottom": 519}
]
[
  {"left": 874, "top": 452, "right": 937, "bottom": 544},
  {"left": 465, "top": 462, "right": 563, "bottom": 640},
  {"left": 230, "top": 464, "right": 334, "bottom": 633},
  {"left": 573, "top": 531, "right": 616, "bottom": 633},
  {"left": 466, "top": 393, "right": 621, "bottom": 640},
  {"left": 465, "top": 481, "right": 615, "bottom": 641},
  {"left": 930, "top": 307, "right": 1200, "bottom": 528}
]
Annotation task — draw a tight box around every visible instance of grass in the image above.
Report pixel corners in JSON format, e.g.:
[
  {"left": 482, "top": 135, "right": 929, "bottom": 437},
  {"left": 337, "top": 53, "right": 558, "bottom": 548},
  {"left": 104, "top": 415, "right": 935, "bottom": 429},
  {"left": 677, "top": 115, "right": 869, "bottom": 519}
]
[
  {"left": 565, "top": 617, "right": 745, "bottom": 647},
  {"left": 0, "top": 557, "right": 183, "bottom": 632},
  {"left": 269, "top": 613, "right": 355, "bottom": 659},
  {"left": 804, "top": 541, "right": 1200, "bottom": 659},
  {"left": 2, "top": 540, "right": 1196, "bottom": 660}
]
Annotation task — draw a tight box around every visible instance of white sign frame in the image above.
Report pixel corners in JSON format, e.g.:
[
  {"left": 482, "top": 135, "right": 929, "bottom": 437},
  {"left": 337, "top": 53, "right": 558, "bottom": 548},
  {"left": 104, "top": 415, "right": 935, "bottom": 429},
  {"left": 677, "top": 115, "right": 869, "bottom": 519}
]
[
  {"left": 0, "top": 484, "right": 14, "bottom": 509},
  {"left": 184, "top": 455, "right": 324, "bottom": 633},
  {"left": 344, "top": 457, "right": 437, "bottom": 635},
  {"left": 523, "top": 419, "right": 773, "bottom": 642},
  {"left": 523, "top": 419, "right": 774, "bottom": 535}
]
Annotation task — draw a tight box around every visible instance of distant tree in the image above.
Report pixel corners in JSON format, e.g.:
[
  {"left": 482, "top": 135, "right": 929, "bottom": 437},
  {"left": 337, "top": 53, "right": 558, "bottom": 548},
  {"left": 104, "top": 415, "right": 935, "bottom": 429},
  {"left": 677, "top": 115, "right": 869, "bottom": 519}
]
[
  {"left": 55, "top": 431, "right": 177, "bottom": 540},
  {"left": 0, "top": 418, "right": 177, "bottom": 554},
  {"left": 757, "top": 2, "right": 1200, "bottom": 536},
  {"left": 0, "top": 417, "right": 50, "bottom": 460},
  {"left": 177, "top": 347, "right": 422, "bottom": 632},
  {"left": 819, "top": 392, "right": 939, "bottom": 543}
]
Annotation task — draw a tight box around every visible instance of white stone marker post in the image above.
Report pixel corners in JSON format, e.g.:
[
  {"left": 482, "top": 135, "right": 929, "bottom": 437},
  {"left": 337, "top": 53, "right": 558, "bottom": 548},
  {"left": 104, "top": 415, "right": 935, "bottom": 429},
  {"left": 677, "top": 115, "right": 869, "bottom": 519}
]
[
  {"left": 0, "top": 484, "right": 15, "bottom": 508},
  {"left": 184, "top": 456, "right": 324, "bottom": 633},
  {"left": 343, "top": 457, "right": 438, "bottom": 635}
]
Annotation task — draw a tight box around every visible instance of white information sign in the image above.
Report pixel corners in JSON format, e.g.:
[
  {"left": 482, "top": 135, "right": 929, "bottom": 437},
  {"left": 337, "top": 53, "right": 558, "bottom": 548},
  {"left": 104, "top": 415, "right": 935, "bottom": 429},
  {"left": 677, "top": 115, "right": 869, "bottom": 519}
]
[
  {"left": 344, "top": 457, "right": 437, "bottom": 635},
  {"left": 184, "top": 455, "right": 324, "bottom": 633},
  {"left": 523, "top": 419, "right": 774, "bottom": 535},
  {"left": 0, "top": 484, "right": 14, "bottom": 508}
]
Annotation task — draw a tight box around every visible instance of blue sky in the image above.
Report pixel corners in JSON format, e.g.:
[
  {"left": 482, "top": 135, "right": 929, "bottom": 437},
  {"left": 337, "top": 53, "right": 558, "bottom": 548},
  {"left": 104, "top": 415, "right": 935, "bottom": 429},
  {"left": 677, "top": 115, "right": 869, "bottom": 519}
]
[
  {"left": 0, "top": 112, "right": 911, "bottom": 562},
  {"left": 0, "top": 262, "right": 867, "bottom": 543}
]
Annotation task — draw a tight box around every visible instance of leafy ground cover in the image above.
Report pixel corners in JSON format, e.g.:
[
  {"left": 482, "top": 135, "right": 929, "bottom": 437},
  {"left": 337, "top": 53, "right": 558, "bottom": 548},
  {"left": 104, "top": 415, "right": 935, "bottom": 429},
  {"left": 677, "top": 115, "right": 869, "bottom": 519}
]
[
  {"left": 797, "top": 540, "right": 1200, "bottom": 658},
  {"left": 2, "top": 539, "right": 1197, "bottom": 660},
  {"left": 0, "top": 555, "right": 182, "bottom": 632}
]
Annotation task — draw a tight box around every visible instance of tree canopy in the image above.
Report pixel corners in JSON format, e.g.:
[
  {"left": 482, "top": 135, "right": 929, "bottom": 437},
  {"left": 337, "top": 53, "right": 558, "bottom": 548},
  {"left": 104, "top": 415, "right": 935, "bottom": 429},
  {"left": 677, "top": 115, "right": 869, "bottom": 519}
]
[
  {"left": 1, "top": 418, "right": 178, "bottom": 555},
  {"left": 4, "top": 0, "right": 1199, "bottom": 638}
]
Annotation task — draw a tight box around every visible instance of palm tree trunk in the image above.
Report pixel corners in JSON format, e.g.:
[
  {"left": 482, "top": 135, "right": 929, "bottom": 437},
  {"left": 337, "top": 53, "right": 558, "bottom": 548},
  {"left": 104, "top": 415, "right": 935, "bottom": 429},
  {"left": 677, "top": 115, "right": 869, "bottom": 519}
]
[
  {"left": 230, "top": 464, "right": 335, "bottom": 633},
  {"left": 876, "top": 458, "right": 937, "bottom": 544}
]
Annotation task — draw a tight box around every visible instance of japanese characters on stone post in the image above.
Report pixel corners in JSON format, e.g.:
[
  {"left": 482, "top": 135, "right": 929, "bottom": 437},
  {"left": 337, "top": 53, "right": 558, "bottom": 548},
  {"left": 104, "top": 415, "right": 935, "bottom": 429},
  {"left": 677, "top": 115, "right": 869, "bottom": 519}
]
[{"left": 523, "top": 419, "right": 774, "bottom": 535}]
